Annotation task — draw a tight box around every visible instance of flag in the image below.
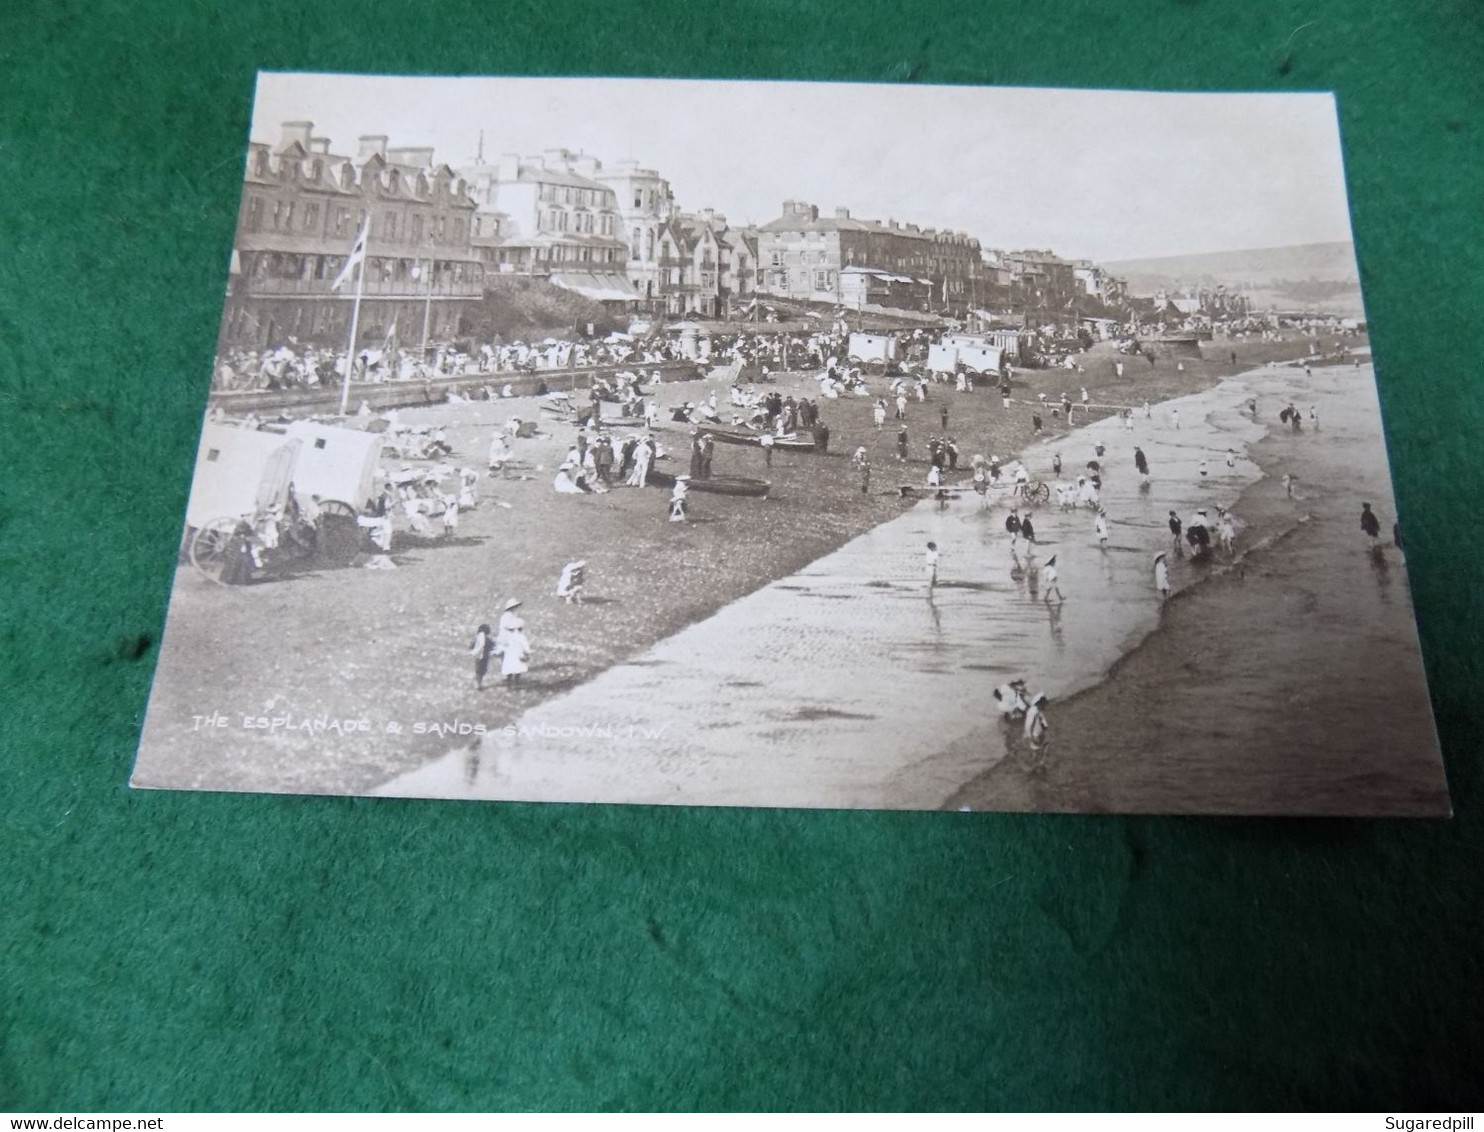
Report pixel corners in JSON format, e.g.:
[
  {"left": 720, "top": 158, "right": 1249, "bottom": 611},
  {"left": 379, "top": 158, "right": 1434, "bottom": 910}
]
[
  {"left": 383, "top": 317, "right": 399, "bottom": 358},
  {"left": 331, "top": 217, "right": 370, "bottom": 291}
]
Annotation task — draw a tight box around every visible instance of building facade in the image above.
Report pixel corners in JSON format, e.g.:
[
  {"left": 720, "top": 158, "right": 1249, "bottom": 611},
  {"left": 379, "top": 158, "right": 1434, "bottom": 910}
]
[
  {"left": 755, "top": 201, "right": 984, "bottom": 315},
  {"left": 655, "top": 210, "right": 760, "bottom": 318},
  {"left": 458, "top": 149, "right": 637, "bottom": 303},
  {"left": 593, "top": 159, "right": 676, "bottom": 308},
  {"left": 222, "top": 121, "right": 484, "bottom": 350}
]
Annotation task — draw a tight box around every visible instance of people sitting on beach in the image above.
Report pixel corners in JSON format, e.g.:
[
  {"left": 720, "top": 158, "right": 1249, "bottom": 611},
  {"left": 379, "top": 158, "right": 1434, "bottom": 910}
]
[
  {"left": 556, "top": 560, "right": 587, "bottom": 604},
  {"left": 553, "top": 464, "right": 586, "bottom": 494}
]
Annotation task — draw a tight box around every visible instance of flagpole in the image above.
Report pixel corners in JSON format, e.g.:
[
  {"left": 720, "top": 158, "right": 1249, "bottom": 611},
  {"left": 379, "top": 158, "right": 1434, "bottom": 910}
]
[{"left": 339, "top": 246, "right": 366, "bottom": 416}]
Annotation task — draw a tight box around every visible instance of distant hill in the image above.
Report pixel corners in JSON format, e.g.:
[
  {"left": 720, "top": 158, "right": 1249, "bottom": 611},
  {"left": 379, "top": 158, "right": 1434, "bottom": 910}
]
[{"left": 1105, "top": 242, "right": 1363, "bottom": 315}]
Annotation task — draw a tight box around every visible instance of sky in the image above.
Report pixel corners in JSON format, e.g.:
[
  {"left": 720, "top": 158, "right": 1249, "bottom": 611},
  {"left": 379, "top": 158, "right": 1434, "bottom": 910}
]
[{"left": 252, "top": 74, "right": 1358, "bottom": 264}]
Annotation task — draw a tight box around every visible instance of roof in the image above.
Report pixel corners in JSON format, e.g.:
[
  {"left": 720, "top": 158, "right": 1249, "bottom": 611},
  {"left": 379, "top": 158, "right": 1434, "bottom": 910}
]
[{"left": 515, "top": 165, "right": 610, "bottom": 193}]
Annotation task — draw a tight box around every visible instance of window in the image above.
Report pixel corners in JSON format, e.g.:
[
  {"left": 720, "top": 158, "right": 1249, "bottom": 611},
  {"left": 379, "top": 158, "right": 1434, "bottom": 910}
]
[
  {"left": 382, "top": 213, "right": 398, "bottom": 240},
  {"left": 631, "top": 228, "right": 641, "bottom": 260},
  {"left": 303, "top": 202, "right": 320, "bottom": 231},
  {"left": 411, "top": 214, "right": 424, "bottom": 242},
  {"left": 634, "top": 190, "right": 643, "bottom": 208},
  {"left": 245, "top": 196, "right": 264, "bottom": 231}
]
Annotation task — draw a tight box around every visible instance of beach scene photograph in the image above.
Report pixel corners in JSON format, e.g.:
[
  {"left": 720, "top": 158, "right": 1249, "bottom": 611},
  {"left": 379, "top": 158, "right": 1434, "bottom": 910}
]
[{"left": 132, "top": 75, "right": 1451, "bottom": 815}]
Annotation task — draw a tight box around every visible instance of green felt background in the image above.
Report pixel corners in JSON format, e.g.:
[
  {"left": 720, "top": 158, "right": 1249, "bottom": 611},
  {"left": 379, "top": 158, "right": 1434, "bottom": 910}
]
[{"left": 2, "top": 0, "right": 1482, "bottom": 1112}]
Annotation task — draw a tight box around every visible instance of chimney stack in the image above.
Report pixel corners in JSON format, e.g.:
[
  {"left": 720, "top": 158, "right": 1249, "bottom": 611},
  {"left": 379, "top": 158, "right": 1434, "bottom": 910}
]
[
  {"left": 388, "top": 146, "right": 435, "bottom": 168},
  {"left": 278, "top": 120, "right": 314, "bottom": 151},
  {"left": 308, "top": 137, "right": 330, "bottom": 155},
  {"left": 835, "top": 207, "right": 851, "bottom": 220},
  {"left": 357, "top": 135, "right": 388, "bottom": 162}
]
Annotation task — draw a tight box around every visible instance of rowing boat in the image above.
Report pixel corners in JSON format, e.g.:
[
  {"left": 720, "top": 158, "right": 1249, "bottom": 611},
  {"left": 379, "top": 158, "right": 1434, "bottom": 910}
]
[
  {"left": 646, "top": 471, "right": 771, "bottom": 499},
  {"left": 705, "top": 427, "right": 816, "bottom": 452}
]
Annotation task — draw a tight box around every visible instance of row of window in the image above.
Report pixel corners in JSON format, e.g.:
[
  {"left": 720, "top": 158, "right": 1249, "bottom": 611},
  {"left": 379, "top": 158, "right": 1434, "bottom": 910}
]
[
  {"left": 244, "top": 251, "right": 476, "bottom": 284},
  {"left": 252, "top": 150, "right": 463, "bottom": 200},
  {"left": 537, "top": 183, "right": 616, "bottom": 210},
  {"left": 243, "top": 194, "right": 470, "bottom": 246},
  {"left": 488, "top": 245, "right": 623, "bottom": 266},
  {"left": 540, "top": 209, "right": 616, "bottom": 236}
]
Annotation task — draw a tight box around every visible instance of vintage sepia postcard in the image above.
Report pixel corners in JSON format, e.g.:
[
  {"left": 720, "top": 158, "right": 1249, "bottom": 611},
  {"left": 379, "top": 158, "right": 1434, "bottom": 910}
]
[{"left": 132, "top": 73, "right": 1450, "bottom": 814}]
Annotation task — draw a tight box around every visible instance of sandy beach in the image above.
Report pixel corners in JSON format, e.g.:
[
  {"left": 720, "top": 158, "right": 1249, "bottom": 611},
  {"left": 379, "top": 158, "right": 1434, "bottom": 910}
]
[
  {"left": 135, "top": 334, "right": 1450, "bottom": 816},
  {"left": 373, "top": 356, "right": 1445, "bottom": 813}
]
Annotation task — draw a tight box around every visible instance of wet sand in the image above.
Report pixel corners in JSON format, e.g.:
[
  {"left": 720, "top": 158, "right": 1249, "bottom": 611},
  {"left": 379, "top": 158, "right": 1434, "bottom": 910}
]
[
  {"left": 373, "top": 360, "right": 1446, "bottom": 813},
  {"left": 951, "top": 363, "right": 1450, "bottom": 816}
]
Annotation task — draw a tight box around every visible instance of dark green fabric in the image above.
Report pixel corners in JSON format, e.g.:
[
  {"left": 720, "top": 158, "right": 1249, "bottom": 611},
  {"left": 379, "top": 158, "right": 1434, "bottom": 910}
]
[{"left": 2, "top": 0, "right": 1481, "bottom": 1111}]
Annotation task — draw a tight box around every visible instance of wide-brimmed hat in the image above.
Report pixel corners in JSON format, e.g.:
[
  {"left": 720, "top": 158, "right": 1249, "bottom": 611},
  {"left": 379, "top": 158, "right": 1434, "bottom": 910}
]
[
  {"left": 503, "top": 599, "right": 522, "bottom": 611},
  {"left": 1154, "top": 552, "right": 1167, "bottom": 562},
  {"left": 1045, "top": 554, "right": 1057, "bottom": 566}
]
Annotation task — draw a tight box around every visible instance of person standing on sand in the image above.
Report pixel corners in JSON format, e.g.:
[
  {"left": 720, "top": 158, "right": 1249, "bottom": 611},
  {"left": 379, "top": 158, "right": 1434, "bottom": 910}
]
[
  {"left": 1020, "top": 511, "right": 1037, "bottom": 547},
  {"left": 1226, "top": 448, "right": 1236, "bottom": 470},
  {"left": 1309, "top": 405, "right": 1320, "bottom": 431},
  {"left": 1283, "top": 473, "right": 1295, "bottom": 498},
  {"left": 1154, "top": 552, "right": 1170, "bottom": 601},
  {"left": 940, "top": 405, "right": 950, "bottom": 431},
  {"left": 1143, "top": 399, "right": 1151, "bottom": 419},
  {"left": 760, "top": 431, "right": 775, "bottom": 467},
  {"left": 1168, "top": 510, "right": 1183, "bottom": 555},
  {"left": 924, "top": 541, "right": 940, "bottom": 591},
  {"left": 1198, "top": 459, "right": 1208, "bottom": 483},
  {"left": 859, "top": 455, "right": 871, "bottom": 495},
  {"left": 896, "top": 425, "right": 908, "bottom": 463},
  {"left": 1005, "top": 507, "right": 1022, "bottom": 555},
  {"left": 1042, "top": 554, "right": 1064, "bottom": 604},
  {"left": 1135, "top": 446, "right": 1149, "bottom": 485},
  {"left": 500, "top": 625, "right": 532, "bottom": 687},
  {"left": 873, "top": 398, "right": 887, "bottom": 429},
  {"left": 470, "top": 623, "right": 494, "bottom": 690},
  {"left": 1217, "top": 509, "right": 1237, "bottom": 556},
  {"left": 668, "top": 476, "right": 690, "bottom": 522},
  {"left": 1361, "top": 502, "right": 1381, "bottom": 548},
  {"left": 1052, "top": 452, "right": 1063, "bottom": 477},
  {"left": 1024, "top": 693, "right": 1049, "bottom": 747},
  {"left": 1094, "top": 509, "right": 1109, "bottom": 551},
  {"left": 1170, "top": 407, "right": 1180, "bottom": 430}
]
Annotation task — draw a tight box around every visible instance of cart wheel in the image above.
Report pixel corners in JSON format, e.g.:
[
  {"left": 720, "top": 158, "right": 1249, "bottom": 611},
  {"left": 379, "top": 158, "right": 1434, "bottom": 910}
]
[
  {"left": 190, "top": 517, "right": 239, "bottom": 583},
  {"left": 1030, "top": 482, "right": 1052, "bottom": 505},
  {"left": 316, "top": 500, "right": 362, "bottom": 567}
]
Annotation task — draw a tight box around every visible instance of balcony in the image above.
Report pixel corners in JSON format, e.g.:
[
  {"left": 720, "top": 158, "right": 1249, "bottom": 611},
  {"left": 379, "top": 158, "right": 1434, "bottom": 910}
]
[{"left": 240, "top": 275, "right": 484, "bottom": 299}]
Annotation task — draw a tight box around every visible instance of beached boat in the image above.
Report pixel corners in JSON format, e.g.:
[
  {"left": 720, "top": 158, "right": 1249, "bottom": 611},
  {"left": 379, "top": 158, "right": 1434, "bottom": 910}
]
[
  {"left": 646, "top": 471, "right": 771, "bottom": 499},
  {"left": 705, "top": 427, "right": 817, "bottom": 452}
]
